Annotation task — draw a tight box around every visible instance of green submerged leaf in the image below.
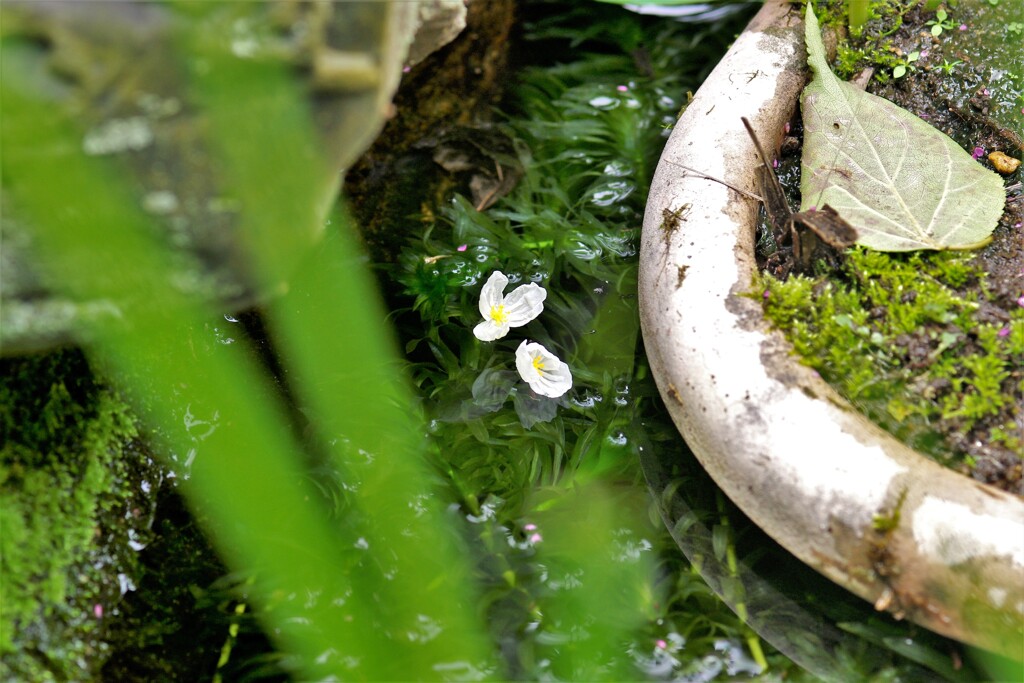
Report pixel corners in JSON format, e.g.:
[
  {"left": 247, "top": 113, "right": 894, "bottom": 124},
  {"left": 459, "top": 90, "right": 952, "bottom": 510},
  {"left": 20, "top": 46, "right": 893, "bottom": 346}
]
[{"left": 800, "top": 4, "right": 1005, "bottom": 251}]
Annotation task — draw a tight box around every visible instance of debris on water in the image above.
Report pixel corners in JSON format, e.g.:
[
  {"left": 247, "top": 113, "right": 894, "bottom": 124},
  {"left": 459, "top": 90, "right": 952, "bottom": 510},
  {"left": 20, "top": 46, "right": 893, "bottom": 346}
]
[
  {"left": 142, "top": 191, "right": 180, "bottom": 215},
  {"left": 82, "top": 117, "right": 154, "bottom": 155},
  {"left": 588, "top": 95, "right": 619, "bottom": 110}
]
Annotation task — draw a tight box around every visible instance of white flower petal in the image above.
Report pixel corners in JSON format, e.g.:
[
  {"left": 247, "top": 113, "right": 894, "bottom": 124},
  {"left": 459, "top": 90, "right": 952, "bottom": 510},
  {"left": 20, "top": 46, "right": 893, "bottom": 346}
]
[
  {"left": 514, "top": 341, "right": 534, "bottom": 379},
  {"left": 474, "top": 319, "right": 509, "bottom": 341},
  {"left": 515, "top": 340, "right": 572, "bottom": 398},
  {"left": 478, "top": 271, "right": 508, "bottom": 319},
  {"left": 501, "top": 283, "right": 547, "bottom": 327}
]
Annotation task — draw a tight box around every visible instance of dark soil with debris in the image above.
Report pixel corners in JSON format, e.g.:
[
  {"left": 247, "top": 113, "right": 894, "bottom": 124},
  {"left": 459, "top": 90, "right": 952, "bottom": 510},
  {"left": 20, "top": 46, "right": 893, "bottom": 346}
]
[{"left": 759, "top": 3, "right": 1023, "bottom": 495}]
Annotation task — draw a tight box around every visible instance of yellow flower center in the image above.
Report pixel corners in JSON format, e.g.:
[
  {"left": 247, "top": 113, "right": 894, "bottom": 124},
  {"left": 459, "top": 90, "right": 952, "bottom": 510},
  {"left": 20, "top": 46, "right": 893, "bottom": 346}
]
[
  {"left": 490, "top": 304, "right": 507, "bottom": 324},
  {"left": 532, "top": 356, "right": 545, "bottom": 373}
]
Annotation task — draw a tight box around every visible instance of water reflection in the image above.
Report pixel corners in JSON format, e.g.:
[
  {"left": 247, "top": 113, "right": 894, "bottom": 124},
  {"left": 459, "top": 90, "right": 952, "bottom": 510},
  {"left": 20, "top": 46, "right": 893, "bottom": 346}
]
[
  {"left": 631, "top": 636, "right": 762, "bottom": 681},
  {"left": 591, "top": 180, "right": 635, "bottom": 207},
  {"left": 572, "top": 391, "right": 603, "bottom": 408},
  {"left": 588, "top": 95, "right": 620, "bottom": 110},
  {"left": 603, "top": 160, "right": 631, "bottom": 177}
]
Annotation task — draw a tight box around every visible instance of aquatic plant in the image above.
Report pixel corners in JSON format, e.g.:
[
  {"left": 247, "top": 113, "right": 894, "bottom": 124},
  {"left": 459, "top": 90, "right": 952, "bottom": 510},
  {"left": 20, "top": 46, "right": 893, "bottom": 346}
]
[
  {"left": 390, "top": 9, "right": 774, "bottom": 674},
  {"left": 1, "top": 1, "right": 758, "bottom": 678}
]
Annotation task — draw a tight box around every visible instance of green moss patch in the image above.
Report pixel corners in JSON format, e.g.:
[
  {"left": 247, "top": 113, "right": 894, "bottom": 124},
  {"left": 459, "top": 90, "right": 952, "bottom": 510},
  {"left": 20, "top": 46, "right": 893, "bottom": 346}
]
[
  {"left": 759, "top": 247, "right": 1023, "bottom": 492},
  {"left": 0, "top": 350, "right": 143, "bottom": 680}
]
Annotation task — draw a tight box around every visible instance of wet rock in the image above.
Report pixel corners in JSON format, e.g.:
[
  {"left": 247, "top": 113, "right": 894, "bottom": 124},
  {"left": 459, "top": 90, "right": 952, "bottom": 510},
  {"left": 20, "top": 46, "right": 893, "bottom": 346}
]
[
  {"left": 0, "top": 349, "right": 162, "bottom": 680},
  {"left": 1, "top": 1, "right": 465, "bottom": 356}
]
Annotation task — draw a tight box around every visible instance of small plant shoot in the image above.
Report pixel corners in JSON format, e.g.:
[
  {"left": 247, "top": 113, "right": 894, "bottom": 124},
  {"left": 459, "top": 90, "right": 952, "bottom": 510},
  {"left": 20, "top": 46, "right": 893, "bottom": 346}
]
[
  {"left": 926, "top": 9, "right": 957, "bottom": 37},
  {"left": 892, "top": 51, "right": 919, "bottom": 79}
]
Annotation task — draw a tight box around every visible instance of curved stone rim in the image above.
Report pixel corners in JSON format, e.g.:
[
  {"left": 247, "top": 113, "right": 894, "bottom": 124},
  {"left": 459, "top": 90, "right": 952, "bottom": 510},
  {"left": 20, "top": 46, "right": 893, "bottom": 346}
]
[{"left": 638, "top": 0, "right": 1024, "bottom": 659}]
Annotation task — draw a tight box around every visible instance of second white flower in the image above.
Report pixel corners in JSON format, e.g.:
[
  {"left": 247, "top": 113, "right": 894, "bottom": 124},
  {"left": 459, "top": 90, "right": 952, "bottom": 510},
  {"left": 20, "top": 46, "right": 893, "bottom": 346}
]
[{"left": 515, "top": 340, "right": 572, "bottom": 398}]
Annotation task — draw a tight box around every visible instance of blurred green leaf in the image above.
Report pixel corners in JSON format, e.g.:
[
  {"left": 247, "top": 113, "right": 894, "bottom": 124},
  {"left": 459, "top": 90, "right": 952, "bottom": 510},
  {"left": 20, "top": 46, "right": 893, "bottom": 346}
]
[{"left": 1, "top": 16, "right": 495, "bottom": 677}]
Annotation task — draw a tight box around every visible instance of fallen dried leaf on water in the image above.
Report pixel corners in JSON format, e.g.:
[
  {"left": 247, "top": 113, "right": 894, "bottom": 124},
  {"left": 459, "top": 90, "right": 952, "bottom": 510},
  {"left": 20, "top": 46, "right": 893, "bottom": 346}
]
[{"left": 801, "top": 4, "right": 1005, "bottom": 252}]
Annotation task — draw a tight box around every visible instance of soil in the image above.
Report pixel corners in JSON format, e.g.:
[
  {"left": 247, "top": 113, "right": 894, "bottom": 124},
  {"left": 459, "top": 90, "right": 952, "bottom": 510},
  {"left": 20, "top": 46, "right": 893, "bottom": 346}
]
[
  {"left": 343, "top": 0, "right": 517, "bottom": 265},
  {"left": 759, "top": 4, "right": 1023, "bottom": 494}
]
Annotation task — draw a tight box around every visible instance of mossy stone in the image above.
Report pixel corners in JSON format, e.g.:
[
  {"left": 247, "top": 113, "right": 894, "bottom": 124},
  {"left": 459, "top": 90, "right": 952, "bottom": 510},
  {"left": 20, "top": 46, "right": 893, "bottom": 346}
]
[{"left": 0, "top": 349, "right": 148, "bottom": 680}]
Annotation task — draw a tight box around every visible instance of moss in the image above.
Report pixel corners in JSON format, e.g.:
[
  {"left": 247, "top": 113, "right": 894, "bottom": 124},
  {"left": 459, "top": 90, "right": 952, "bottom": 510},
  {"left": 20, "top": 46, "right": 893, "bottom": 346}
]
[
  {"left": 759, "top": 247, "right": 1023, "bottom": 482},
  {"left": 871, "top": 487, "right": 908, "bottom": 533},
  {"left": 0, "top": 349, "right": 142, "bottom": 681},
  {"left": 0, "top": 348, "right": 280, "bottom": 681}
]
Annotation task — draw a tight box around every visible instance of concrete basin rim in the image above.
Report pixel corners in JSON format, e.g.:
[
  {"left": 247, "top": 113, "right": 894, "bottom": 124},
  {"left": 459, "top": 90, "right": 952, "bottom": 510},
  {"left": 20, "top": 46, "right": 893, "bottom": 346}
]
[{"left": 638, "top": 0, "right": 1024, "bottom": 659}]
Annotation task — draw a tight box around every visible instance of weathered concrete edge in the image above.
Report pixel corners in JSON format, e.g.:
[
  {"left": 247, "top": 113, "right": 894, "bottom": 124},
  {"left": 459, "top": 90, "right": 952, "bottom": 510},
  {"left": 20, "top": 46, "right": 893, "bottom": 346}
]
[{"left": 638, "top": 0, "right": 1024, "bottom": 659}]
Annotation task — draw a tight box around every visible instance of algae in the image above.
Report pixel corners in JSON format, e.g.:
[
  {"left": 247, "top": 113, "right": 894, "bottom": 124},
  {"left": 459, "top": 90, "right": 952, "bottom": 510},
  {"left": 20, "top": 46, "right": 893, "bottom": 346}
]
[
  {"left": 759, "top": 243, "right": 1023, "bottom": 492},
  {"left": 0, "top": 349, "right": 152, "bottom": 680}
]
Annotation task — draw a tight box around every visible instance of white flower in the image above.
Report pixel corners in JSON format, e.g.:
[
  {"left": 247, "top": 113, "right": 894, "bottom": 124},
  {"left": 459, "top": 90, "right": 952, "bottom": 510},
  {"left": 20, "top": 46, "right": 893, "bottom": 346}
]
[
  {"left": 515, "top": 340, "right": 572, "bottom": 398},
  {"left": 473, "top": 271, "right": 546, "bottom": 341}
]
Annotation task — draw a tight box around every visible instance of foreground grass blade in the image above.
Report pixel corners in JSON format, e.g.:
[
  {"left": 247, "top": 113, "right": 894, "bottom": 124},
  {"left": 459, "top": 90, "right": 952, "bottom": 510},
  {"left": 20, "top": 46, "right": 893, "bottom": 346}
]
[
  {"left": 2, "top": 25, "right": 492, "bottom": 678},
  {"left": 185, "top": 23, "right": 496, "bottom": 676}
]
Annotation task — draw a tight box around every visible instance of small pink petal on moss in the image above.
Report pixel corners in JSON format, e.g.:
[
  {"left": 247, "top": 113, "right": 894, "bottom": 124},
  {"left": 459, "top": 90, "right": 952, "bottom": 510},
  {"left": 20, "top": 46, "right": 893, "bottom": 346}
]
[
  {"left": 457, "top": 244, "right": 468, "bottom": 252},
  {"left": 997, "top": 326, "right": 1011, "bottom": 338},
  {"left": 656, "top": 639, "right": 668, "bottom": 650},
  {"left": 528, "top": 533, "right": 542, "bottom": 543},
  {"left": 1017, "top": 295, "right": 1024, "bottom": 308},
  {"left": 959, "top": 24, "right": 967, "bottom": 31},
  {"left": 93, "top": 604, "right": 103, "bottom": 618},
  {"left": 972, "top": 146, "right": 985, "bottom": 159},
  {"left": 617, "top": 84, "right": 629, "bottom": 92},
  {"left": 524, "top": 523, "right": 537, "bottom": 531}
]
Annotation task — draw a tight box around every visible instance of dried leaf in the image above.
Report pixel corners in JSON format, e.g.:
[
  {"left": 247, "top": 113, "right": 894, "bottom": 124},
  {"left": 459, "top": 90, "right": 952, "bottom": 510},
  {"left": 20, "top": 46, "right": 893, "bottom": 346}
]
[
  {"left": 800, "top": 4, "right": 1005, "bottom": 251},
  {"left": 742, "top": 117, "right": 857, "bottom": 265}
]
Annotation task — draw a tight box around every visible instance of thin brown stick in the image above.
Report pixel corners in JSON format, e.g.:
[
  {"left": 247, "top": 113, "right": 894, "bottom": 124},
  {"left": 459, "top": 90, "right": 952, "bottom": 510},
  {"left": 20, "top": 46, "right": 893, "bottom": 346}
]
[{"left": 661, "top": 159, "right": 762, "bottom": 202}]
